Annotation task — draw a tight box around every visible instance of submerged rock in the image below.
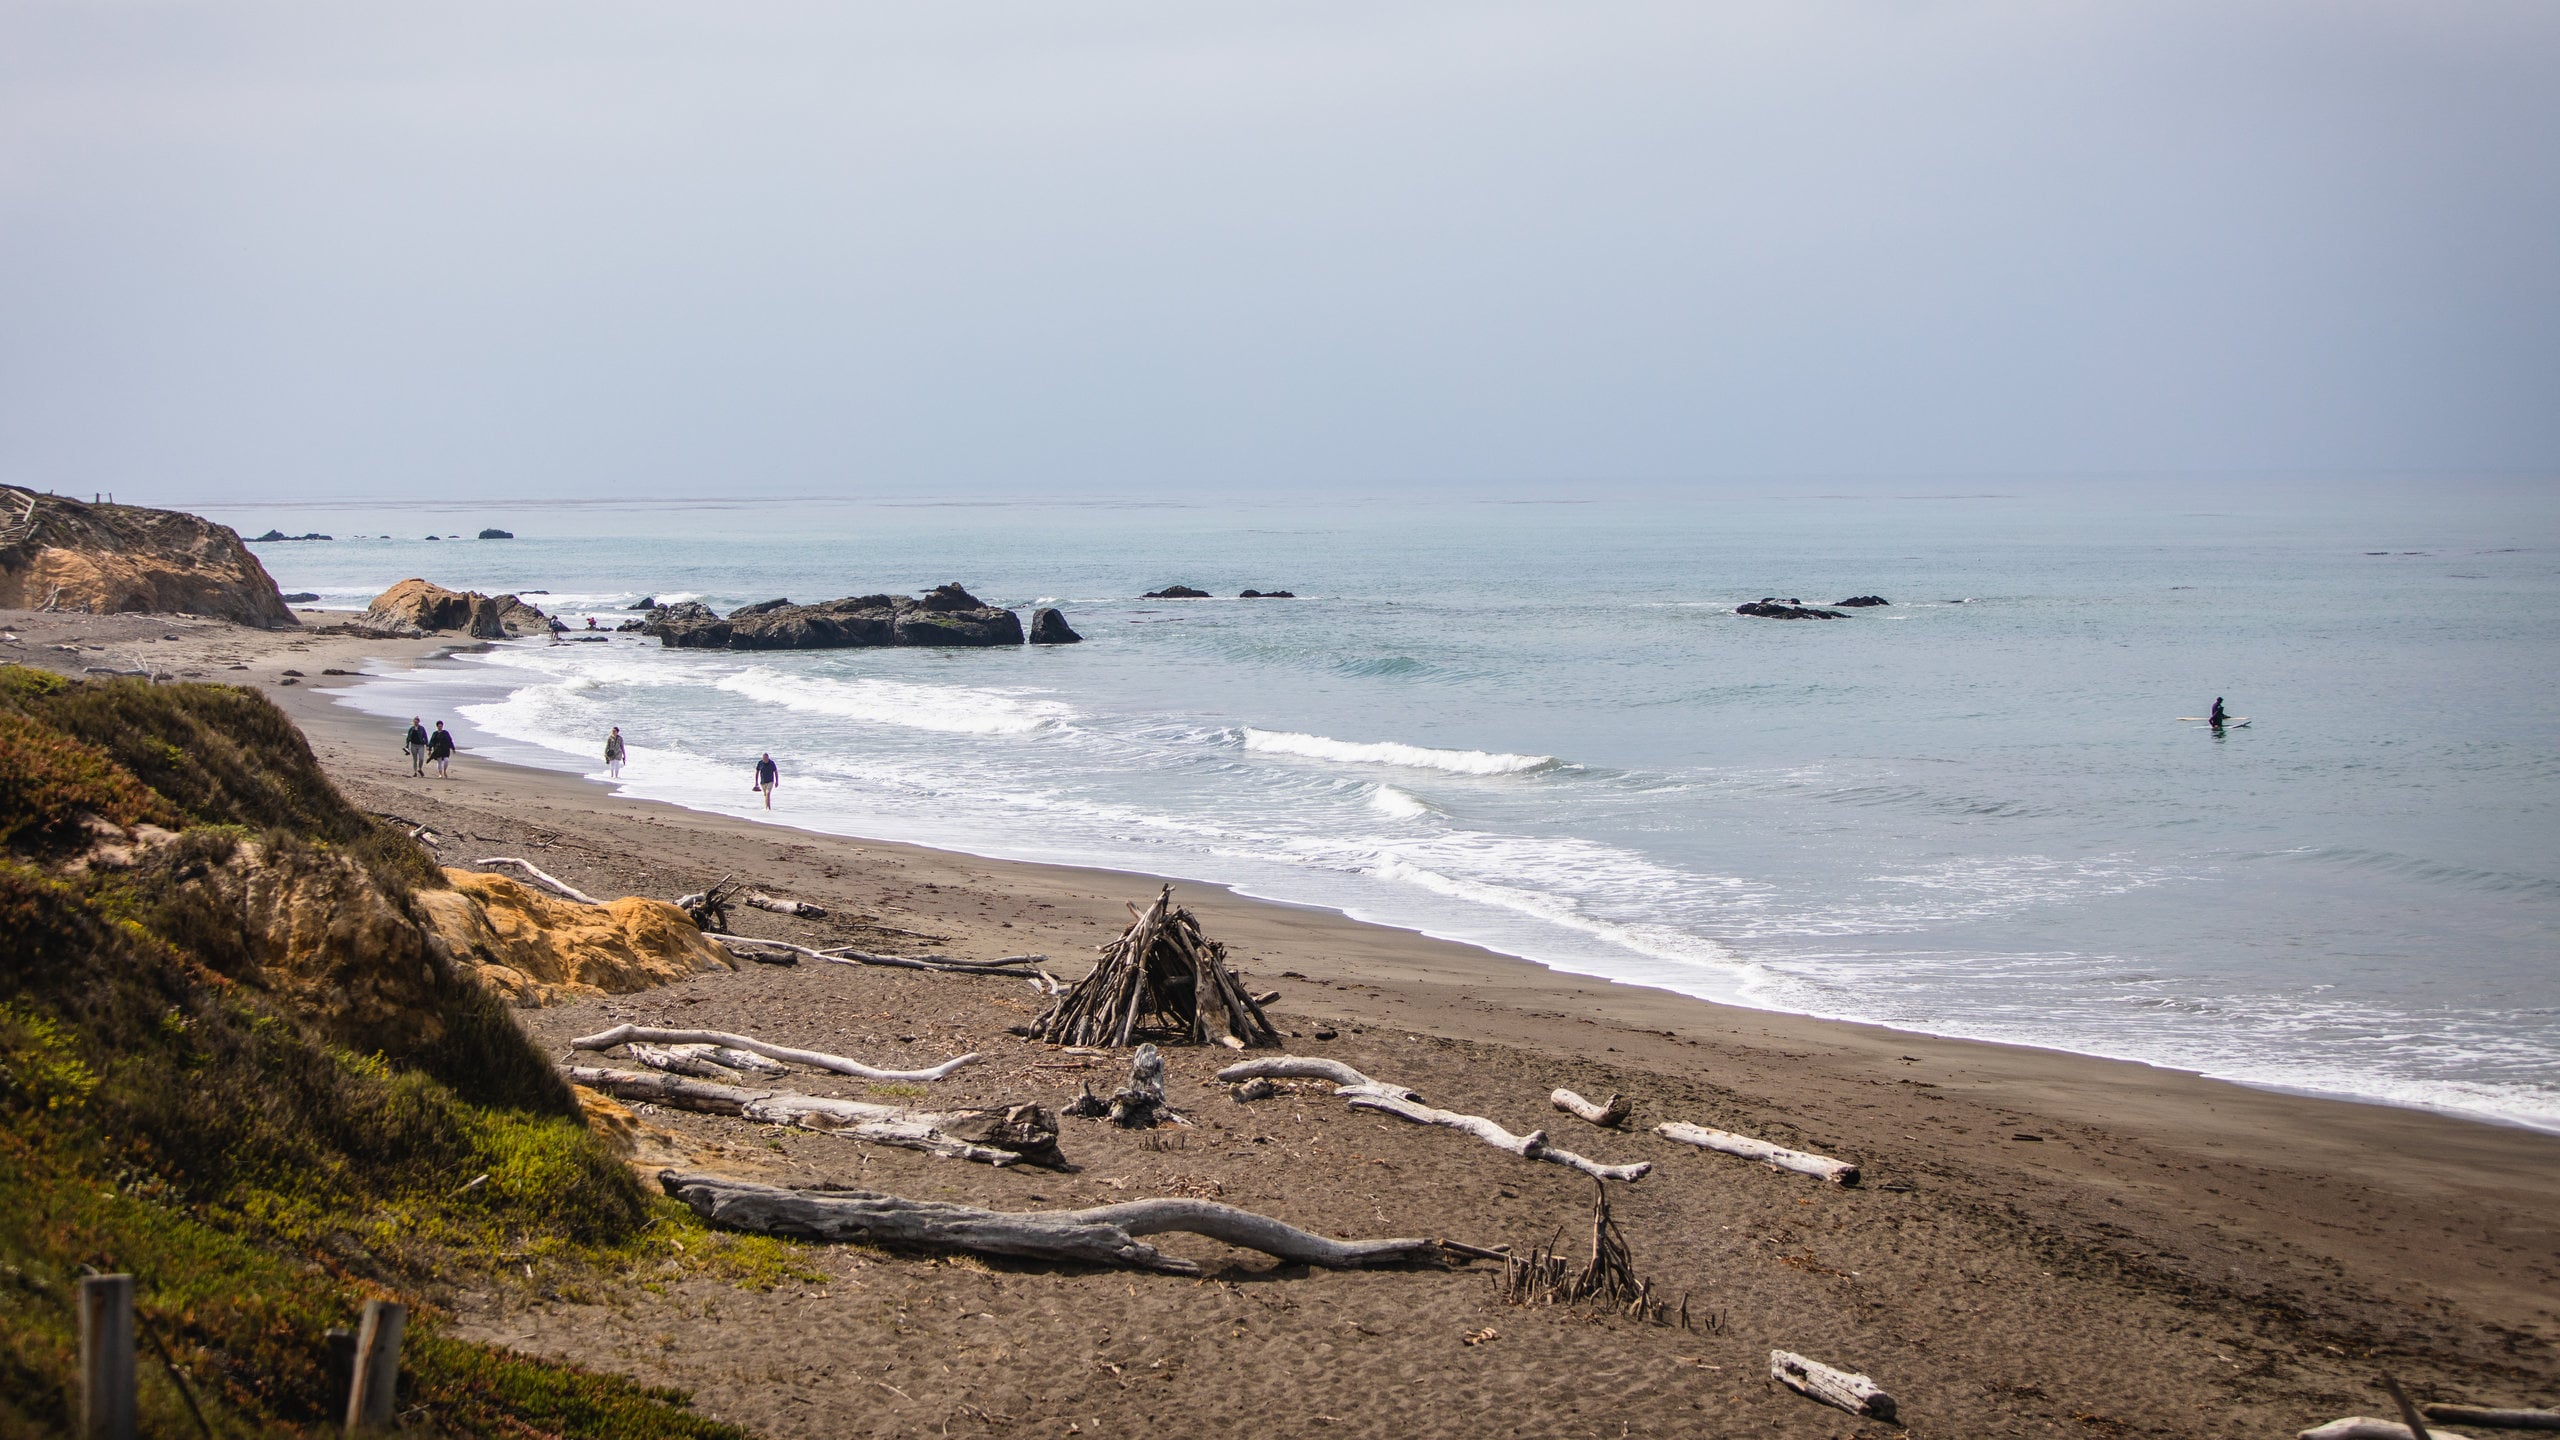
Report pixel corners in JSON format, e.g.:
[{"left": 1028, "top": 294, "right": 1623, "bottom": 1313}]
[
  {"left": 1144, "top": 585, "right": 1211, "bottom": 598},
  {"left": 357, "top": 578, "right": 552, "bottom": 639},
  {"left": 279, "top": 592, "right": 320, "bottom": 604},
  {"left": 1238, "top": 589, "right": 1296, "bottom": 599},
  {"left": 1834, "top": 595, "right": 1890, "bottom": 607},
  {"left": 1736, "top": 601, "right": 1849, "bottom": 620},
  {"left": 0, "top": 493, "right": 300, "bottom": 628},
  {"left": 1028, "top": 607, "right": 1082, "bottom": 644}
]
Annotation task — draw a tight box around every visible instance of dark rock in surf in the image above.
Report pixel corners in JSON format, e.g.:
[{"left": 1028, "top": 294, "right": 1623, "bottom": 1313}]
[
  {"left": 280, "top": 592, "right": 320, "bottom": 604},
  {"left": 1238, "top": 589, "right": 1296, "bottom": 599},
  {"left": 727, "top": 598, "right": 795, "bottom": 619},
  {"left": 477, "top": 528, "right": 514, "bottom": 540},
  {"left": 627, "top": 596, "right": 660, "bottom": 610},
  {"left": 895, "top": 584, "right": 1024, "bottom": 646},
  {"left": 648, "top": 585, "right": 1025, "bottom": 650},
  {"left": 1028, "top": 607, "right": 1082, "bottom": 645},
  {"left": 1144, "top": 585, "right": 1211, "bottom": 599},
  {"left": 1736, "top": 602, "right": 1849, "bottom": 620},
  {"left": 1834, "top": 595, "right": 1890, "bottom": 607}
]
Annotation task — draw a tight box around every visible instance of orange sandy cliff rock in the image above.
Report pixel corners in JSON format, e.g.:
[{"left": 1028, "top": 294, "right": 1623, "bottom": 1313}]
[
  {"left": 0, "top": 488, "right": 297, "bottom": 628},
  {"left": 413, "top": 869, "right": 734, "bottom": 1006},
  {"left": 359, "top": 578, "right": 552, "bottom": 639}
]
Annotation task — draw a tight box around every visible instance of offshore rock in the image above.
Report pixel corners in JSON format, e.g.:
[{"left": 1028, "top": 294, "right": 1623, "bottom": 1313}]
[
  {"left": 1737, "top": 601, "right": 1850, "bottom": 620},
  {"left": 1834, "top": 595, "right": 1890, "bottom": 607},
  {"left": 1238, "top": 589, "right": 1296, "bottom": 599},
  {"left": 477, "top": 528, "right": 515, "bottom": 540},
  {"left": 357, "top": 578, "right": 552, "bottom": 639},
  {"left": 1028, "top": 607, "right": 1082, "bottom": 644},
  {"left": 0, "top": 490, "right": 299, "bottom": 628},
  {"left": 651, "top": 584, "right": 1026, "bottom": 650},
  {"left": 1144, "top": 585, "right": 1211, "bottom": 598}
]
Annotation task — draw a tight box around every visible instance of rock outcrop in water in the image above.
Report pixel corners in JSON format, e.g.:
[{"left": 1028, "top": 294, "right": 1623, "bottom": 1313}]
[
  {"left": 1736, "top": 601, "right": 1849, "bottom": 620},
  {"left": 1143, "top": 585, "right": 1210, "bottom": 599},
  {"left": 1028, "top": 607, "right": 1082, "bottom": 644},
  {"left": 1834, "top": 595, "right": 1890, "bottom": 607},
  {"left": 647, "top": 583, "right": 1032, "bottom": 649},
  {"left": 0, "top": 489, "right": 299, "bottom": 628},
  {"left": 356, "top": 578, "right": 552, "bottom": 639}
]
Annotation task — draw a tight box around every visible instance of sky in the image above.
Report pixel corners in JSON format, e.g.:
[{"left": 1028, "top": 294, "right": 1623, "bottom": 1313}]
[{"left": 3, "top": 1, "right": 2556, "bottom": 503}]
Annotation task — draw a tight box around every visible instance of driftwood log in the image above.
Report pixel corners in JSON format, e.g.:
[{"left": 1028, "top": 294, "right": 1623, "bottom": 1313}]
[
  {"left": 475, "top": 857, "right": 604, "bottom": 906},
  {"left": 2423, "top": 1405, "right": 2560, "bottom": 1431},
  {"left": 1655, "top": 1121, "right": 1860, "bottom": 1185},
  {"left": 1218, "top": 1057, "right": 1650, "bottom": 1183},
  {"left": 745, "top": 891, "right": 827, "bottom": 919},
  {"left": 624, "top": 1042, "right": 790, "bottom": 1081},
  {"left": 1551, "top": 1088, "right": 1632, "bottom": 1127},
  {"left": 563, "top": 1067, "right": 1060, "bottom": 1167},
  {"left": 820, "top": 946, "right": 1047, "bottom": 977},
  {"left": 1771, "top": 1350, "right": 1896, "bottom": 1422},
  {"left": 2301, "top": 1423, "right": 2432, "bottom": 1440},
  {"left": 675, "top": 876, "right": 740, "bottom": 931},
  {"left": 571, "top": 1023, "right": 976, "bottom": 1082},
  {"left": 660, "top": 1172, "right": 1441, "bottom": 1274}
]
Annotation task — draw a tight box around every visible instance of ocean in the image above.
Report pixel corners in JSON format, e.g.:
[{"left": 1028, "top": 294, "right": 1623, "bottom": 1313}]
[{"left": 215, "top": 480, "right": 2560, "bottom": 1131}]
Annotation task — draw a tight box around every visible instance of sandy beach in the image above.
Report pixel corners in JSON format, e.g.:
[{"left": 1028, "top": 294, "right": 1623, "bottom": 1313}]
[{"left": 9, "top": 606, "right": 2558, "bottom": 1437}]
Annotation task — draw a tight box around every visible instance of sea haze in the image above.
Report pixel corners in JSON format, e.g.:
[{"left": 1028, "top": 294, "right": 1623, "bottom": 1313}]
[{"left": 223, "top": 481, "right": 2560, "bottom": 1131}]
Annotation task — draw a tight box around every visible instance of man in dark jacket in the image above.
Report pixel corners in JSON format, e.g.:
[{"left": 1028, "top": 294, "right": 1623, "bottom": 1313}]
[
  {"left": 427, "top": 722, "right": 456, "bottom": 778},
  {"left": 753, "top": 752, "right": 779, "bottom": 808},
  {"left": 404, "top": 717, "right": 428, "bottom": 776}
]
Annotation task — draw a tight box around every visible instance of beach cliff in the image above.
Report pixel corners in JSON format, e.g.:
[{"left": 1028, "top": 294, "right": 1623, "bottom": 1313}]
[{"left": 0, "top": 488, "right": 297, "bottom": 628}]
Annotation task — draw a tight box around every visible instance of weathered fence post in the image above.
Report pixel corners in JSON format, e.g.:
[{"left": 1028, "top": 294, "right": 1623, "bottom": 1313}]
[
  {"left": 343, "top": 1299, "right": 406, "bottom": 1434},
  {"left": 77, "top": 1274, "right": 136, "bottom": 1440}
]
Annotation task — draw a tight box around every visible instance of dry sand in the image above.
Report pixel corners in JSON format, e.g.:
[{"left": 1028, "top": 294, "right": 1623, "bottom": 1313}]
[{"left": 8, "top": 609, "right": 2559, "bottom": 1437}]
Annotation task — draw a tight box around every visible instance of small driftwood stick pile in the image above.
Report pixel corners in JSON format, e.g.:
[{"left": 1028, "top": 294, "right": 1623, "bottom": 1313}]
[
  {"left": 570, "top": 1022, "right": 978, "bottom": 1082},
  {"left": 661, "top": 1172, "right": 1443, "bottom": 1274},
  {"left": 1034, "top": 886, "right": 1279, "bottom": 1049},
  {"left": 1064, "top": 1044, "right": 1184, "bottom": 1128},
  {"left": 675, "top": 875, "right": 742, "bottom": 932},
  {"left": 1497, "top": 1182, "right": 1689, "bottom": 1328}
]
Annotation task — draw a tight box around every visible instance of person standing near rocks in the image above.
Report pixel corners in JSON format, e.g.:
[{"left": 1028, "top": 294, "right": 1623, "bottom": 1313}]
[
  {"left": 752, "top": 752, "right": 779, "bottom": 808},
  {"left": 604, "top": 726, "right": 626, "bottom": 778},
  {"left": 403, "top": 716, "right": 428, "bottom": 776},
  {"left": 428, "top": 721, "right": 456, "bottom": 778}
]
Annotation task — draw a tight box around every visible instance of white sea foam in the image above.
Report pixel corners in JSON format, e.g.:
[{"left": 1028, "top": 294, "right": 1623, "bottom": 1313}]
[
  {"left": 715, "top": 668, "right": 1072, "bottom": 737},
  {"left": 1242, "top": 727, "right": 1556, "bottom": 775},
  {"left": 1368, "top": 784, "right": 1438, "bottom": 820}
]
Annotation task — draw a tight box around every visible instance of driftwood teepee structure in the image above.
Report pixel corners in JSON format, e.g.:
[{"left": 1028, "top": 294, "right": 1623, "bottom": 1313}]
[{"left": 1034, "top": 886, "right": 1281, "bottom": 1049}]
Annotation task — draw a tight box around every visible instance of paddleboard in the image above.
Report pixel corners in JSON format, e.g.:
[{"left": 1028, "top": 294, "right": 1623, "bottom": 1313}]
[{"left": 2178, "top": 716, "right": 2250, "bottom": 726}]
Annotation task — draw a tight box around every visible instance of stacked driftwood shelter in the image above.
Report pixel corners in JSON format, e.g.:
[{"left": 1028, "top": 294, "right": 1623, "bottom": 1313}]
[{"left": 1035, "top": 886, "right": 1281, "bottom": 1048}]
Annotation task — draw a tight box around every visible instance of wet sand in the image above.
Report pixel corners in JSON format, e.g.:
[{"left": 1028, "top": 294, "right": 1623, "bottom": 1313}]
[{"left": 9, "top": 607, "right": 2558, "bottom": 1437}]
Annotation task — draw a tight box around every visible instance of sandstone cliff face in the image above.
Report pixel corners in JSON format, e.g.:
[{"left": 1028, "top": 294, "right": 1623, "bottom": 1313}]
[
  {"left": 0, "top": 489, "right": 297, "bottom": 628},
  {"left": 411, "top": 870, "right": 734, "bottom": 1006},
  {"left": 359, "top": 578, "right": 552, "bottom": 639}
]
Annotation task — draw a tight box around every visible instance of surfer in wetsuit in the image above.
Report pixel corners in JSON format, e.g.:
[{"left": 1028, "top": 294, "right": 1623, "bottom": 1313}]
[{"left": 2209, "top": 697, "right": 2227, "bottom": 730}]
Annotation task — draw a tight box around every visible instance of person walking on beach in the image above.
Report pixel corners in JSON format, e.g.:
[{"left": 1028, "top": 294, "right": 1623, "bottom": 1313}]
[
  {"left": 604, "top": 726, "right": 626, "bottom": 779},
  {"left": 403, "top": 717, "right": 429, "bottom": 776},
  {"left": 752, "top": 752, "right": 779, "bottom": 808},
  {"left": 427, "top": 721, "right": 456, "bottom": 778}
]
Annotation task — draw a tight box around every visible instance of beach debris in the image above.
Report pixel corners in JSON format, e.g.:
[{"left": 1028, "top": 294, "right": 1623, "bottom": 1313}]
[
  {"left": 475, "top": 856, "right": 605, "bottom": 907},
  {"left": 1654, "top": 1121, "right": 1860, "bottom": 1186},
  {"left": 2301, "top": 1422, "right": 2433, "bottom": 1439},
  {"left": 658, "top": 1171, "right": 1442, "bottom": 1273},
  {"left": 1229, "top": 1076, "right": 1276, "bottom": 1103},
  {"left": 2421, "top": 1402, "right": 2560, "bottom": 1430},
  {"left": 2383, "top": 1375, "right": 2438, "bottom": 1439},
  {"left": 819, "top": 944, "right": 1047, "bottom": 977},
  {"left": 623, "top": 1042, "right": 793, "bottom": 1082},
  {"left": 570, "top": 1022, "right": 977, "bottom": 1081},
  {"left": 1770, "top": 1350, "right": 1896, "bottom": 1423},
  {"left": 1497, "top": 1182, "right": 1689, "bottom": 1328},
  {"left": 1218, "top": 1056, "right": 1651, "bottom": 1183},
  {"left": 745, "top": 891, "right": 828, "bottom": 919},
  {"left": 565, "top": 1067, "right": 1059, "bottom": 1167},
  {"left": 675, "top": 875, "right": 741, "bottom": 931},
  {"left": 1083, "top": 1043, "right": 1183, "bottom": 1129},
  {"left": 1032, "top": 886, "right": 1281, "bottom": 1049},
  {"left": 1550, "top": 1087, "right": 1632, "bottom": 1128}
]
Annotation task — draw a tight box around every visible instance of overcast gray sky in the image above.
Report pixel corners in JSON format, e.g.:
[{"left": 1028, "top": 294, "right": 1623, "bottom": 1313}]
[{"left": 3, "top": 1, "right": 2555, "bottom": 502}]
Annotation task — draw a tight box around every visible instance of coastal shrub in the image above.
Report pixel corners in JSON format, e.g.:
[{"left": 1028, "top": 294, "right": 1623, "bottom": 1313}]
[{"left": 0, "top": 680, "right": 751, "bottom": 1438}]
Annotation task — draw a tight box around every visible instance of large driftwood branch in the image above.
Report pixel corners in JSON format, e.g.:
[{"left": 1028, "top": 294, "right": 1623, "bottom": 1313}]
[
  {"left": 659, "top": 1172, "right": 1442, "bottom": 1275},
  {"left": 572, "top": 1023, "right": 975, "bottom": 1081},
  {"left": 745, "top": 892, "right": 827, "bottom": 918},
  {"left": 2301, "top": 1423, "right": 2433, "bottom": 1440},
  {"left": 474, "top": 857, "right": 604, "bottom": 906},
  {"left": 564, "top": 1067, "right": 1059, "bottom": 1167},
  {"left": 2423, "top": 1405, "right": 2560, "bottom": 1431},
  {"left": 1218, "top": 1058, "right": 1650, "bottom": 1184},
  {"left": 1550, "top": 1088, "right": 1631, "bottom": 1127},
  {"left": 1771, "top": 1351, "right": 1896, "bottom": 1422},
  {"left": 1656, "top": 1122, "right": 1860, "bottom": 1186}
]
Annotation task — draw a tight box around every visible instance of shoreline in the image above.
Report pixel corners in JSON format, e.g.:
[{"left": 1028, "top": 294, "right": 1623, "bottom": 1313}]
[
  {"left": 317, "top": 619, "right": 2560, "bottom": 1139},
  {"left": 11, "top": 608, "right": 2560, "bottom": 1434}
]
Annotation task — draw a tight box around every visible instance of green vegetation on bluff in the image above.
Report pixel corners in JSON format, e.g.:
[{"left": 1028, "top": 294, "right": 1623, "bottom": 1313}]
[{"left": 0, "top": 668, "right": 777, "bottom": 1437}]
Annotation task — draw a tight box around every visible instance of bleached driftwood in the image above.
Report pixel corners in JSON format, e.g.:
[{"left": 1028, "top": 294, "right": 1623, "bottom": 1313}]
[
  {"left": 1218, "top": 1057, "right": 1650, "bottom": 1184},
  {"left": 1655, "top": 1121, "right": 1860, "bottom": 1186},
  {"left": 2301, "top": 1422, "right": 2430, "bottom": 1440},
  {"left": 1551, "top": 1088, "right": 1632, "bottom": 1127},
  {"left": 659, "top": 1172, "right": 1441, "bottom": 1274},
  {"left": 2423, "top": 1405, "right": 2560, "bottom": 1431},
  {"left": 745, "top": 891, "right": 827, "bottom": 918},
  {"left": 1771, "top": 1350, "right": 1896, "bottom": 1422},
  {"left": 624, "top": 1042, "right": 791, "bottom": 1081},
  {"left": 475, "top": 857, "right": 604, "bottom": 906},
  {"left": 570, "top": 1023, "right": 976, "bottom": 1082},
  {"left": 563, "top": 1067, "right": 1059, "bottom": 1167}
]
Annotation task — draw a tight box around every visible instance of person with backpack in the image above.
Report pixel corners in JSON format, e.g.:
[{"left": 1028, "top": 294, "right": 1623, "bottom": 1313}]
[
  {"left": 427, "top": 721, "right": 457, "bottom": 778},
  {"left": 604, "top": 726, "right": 626, "bottom": 779},
  {"left": 403, "top": 717, "right": 428, "bottom": 776}
]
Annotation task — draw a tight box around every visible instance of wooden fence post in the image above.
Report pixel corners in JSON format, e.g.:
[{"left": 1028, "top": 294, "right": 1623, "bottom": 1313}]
[
  {"left": 343, "top": 1300, "right": 406, "bottom": 1434},
  {"left": 77, "top": 1274, "right": 136, "bottom": 1440}
]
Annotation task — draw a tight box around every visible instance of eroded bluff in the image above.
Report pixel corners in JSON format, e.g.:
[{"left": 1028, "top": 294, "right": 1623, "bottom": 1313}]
[{"left": 0, "top": 489, "right": 297, "bottom": 628}]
